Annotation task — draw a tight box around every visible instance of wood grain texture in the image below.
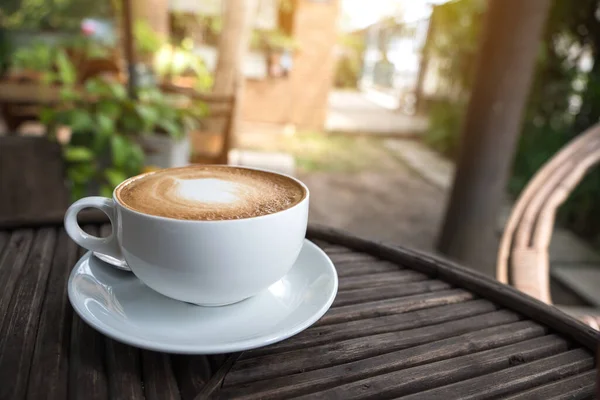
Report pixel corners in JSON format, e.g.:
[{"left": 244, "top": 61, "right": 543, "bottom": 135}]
[
  {"left": 398, "top": 349, "right": 594, "bottom": 400},
  {"left": 220, "top": 321, "right": 551, "bottom": 399},
  {"left": 106, "top": 339, "right": 144, "bottom": 400},
  {"left": 338, "top": 271, "right": 425, "bottom": 291},
  {"left": 318, "top": 289, "right": 474, "bottom": 326},
  {"left": 225, "top": 310, "right": 523, "bottom": 386},
  {"left": 171, "top": 355, "right": 212, "bottom": 400},
  {"left": 306, "top": 225, "right": 600, "bottom": 350},
  {"left": 69, "top": 226, "right": 109, "bottom": 400},
  {"left": 328, "top": 252, "right": 381, "bottom": 264},
  {"left": 0, "top": 229, "right": 34, "bottom": 331},
  {"left": 194, "top": 353, "right": 242, "bottom": 400},
  {"left": 335, "top": 260, "right": 403, "bottom": 277},
  {"left": 27, "top": 228, "right": 77, "bottom": 400},
  {"left": 311, "top": 240, "right": 351, "bottom": 254},
  {"left": 0, "top": 136, "right": 69, "bottom": 225},
  {"left": 333, "top": 280, "right": 451, "bottom": 307},
  {"left": 294, "top": 336, "right": 569, "bottom": 399},
  {"left": 141, "top": 351, "right": 181, "bottom": 400},
  {"left": 0, "top": 228, "right": 56, "bottom": 400},
  {"left": 245, "top": 299, "right": 499, "bottom": 358},
  {"left": 0, "top": 231, "right": 9, "bottom": 258},
  {"left": 500, "top": 369, "right": 597, "bottom": 400}
]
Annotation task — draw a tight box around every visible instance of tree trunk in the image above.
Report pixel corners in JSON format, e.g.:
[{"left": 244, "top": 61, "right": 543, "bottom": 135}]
[
  {"left": 436, "top": 0, "right": 551, "bottom": 276},
  {"left": 212, "top": 0, "right": 257, "bottom": 163}
]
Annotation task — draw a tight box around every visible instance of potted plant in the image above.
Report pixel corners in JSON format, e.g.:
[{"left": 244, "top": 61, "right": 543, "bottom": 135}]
[
  {"left": 251, "top": 29, "right": 298, "bottom": 78},
  {"left": 43, "top": 77, "right": 205, "bottom": 200}
]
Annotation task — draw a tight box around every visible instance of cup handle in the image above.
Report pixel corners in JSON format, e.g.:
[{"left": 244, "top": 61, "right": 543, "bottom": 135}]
[{"left": 64, "top": 196, "right": 124, "bottom": 262}]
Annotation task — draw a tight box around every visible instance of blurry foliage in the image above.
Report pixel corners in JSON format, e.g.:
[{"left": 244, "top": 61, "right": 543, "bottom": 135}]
[
  {"left": 0, "top": 0, "right": 111, "bottom": 30},
  {"left": 334, "top": 33, "right": 364, "bottom": 89},
  {"left": 134, "top": 19, "right": 164, "bottom": 59},
  {"left": 425, "top": 0, "right": 600, "bottom": 244},
  {"left": 44, "top": 74, "right": 205, "bottom": 200},
  {"left": 250, "top": 29, "right": 298, "bottom": 52},
  {"left": 422, "top": 0, "right": 485, "bottom": 160},
  {"left": 9, "top": 36, "right": 109, "bottom": 80}
]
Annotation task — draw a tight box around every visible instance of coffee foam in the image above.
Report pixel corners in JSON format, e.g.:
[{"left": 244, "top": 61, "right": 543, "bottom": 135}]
[{"left": 116, "top": 166, "right": 306, "bottom": 221}]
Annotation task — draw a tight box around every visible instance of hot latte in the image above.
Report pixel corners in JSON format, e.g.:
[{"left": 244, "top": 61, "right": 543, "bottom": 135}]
[{"left": 116, "top": 166, "right": 306, "bottom": 221}]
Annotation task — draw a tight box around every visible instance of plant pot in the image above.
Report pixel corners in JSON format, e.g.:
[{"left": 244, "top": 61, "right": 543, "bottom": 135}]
[{"left": 137, "top": 133, "right": 190, "bottom": 169}]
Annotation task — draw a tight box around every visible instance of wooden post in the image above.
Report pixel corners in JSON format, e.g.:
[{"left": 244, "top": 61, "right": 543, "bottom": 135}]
[
  {"left": 212, "top": 0, "right": 257, "bottom": 163},
  {"left": 413, "top": 6, "right": 436, "bottom": 115},
  {"left": 436, "top": 0, "right": 551, "bottom": 276},
  {"left": 121, "top": 0, "right": 137, "bottom": 98}
]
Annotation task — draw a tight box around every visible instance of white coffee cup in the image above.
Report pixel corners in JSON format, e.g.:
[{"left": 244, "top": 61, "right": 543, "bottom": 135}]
[{"left": 64, "top": 167, "right": 309, "bottom": 306}]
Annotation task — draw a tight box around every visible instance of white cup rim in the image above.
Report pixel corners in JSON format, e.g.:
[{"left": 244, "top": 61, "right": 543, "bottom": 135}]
[{"left": 112, "top": 164, "right": 309, "bottom": 224}]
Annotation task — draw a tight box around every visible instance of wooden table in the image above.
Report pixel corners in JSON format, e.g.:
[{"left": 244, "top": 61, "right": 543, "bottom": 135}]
[{"left": 0, "top": 222, "right": 597, "bottom": 399}]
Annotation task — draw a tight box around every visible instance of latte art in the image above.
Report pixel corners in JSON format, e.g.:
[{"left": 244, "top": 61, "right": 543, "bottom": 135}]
[{"left": 116, "top": 166, "right": 306, "bottom": 221}]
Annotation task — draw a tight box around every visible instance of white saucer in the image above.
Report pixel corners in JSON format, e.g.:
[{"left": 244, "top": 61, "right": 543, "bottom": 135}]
[{"left": 68, "top": 240, "right": 338, "bottom": 354}]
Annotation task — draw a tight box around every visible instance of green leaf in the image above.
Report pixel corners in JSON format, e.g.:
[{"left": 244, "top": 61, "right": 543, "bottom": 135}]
[
  {"left": 97, "top": 114, "right": 114, "bottom": 135},
  {"left": 67, "top": 164, "right": 95, "bottom": 183},
  {"left": 111, "top": 136, "right": 129, "bottom": 168},
  {"left": 158, "top": 119, "right": 183, "bottom": 139},
  {"left": 39, "top": 108, "right": 56, "bottom": 125},
  {"left": 100, "top": 185, "right": 114, "bottom": 198},
  {"left": 56, "top": 50, "right": 76, "bottom": 85},
  {"left": 68, "top": 109, "right": 94, "bottom": 133},
  {"left": 96, "top": 100, "right": 121, "bottom": 120},
  {"left": 60, "top": 87, "right": 79, "bottom": 102},
  {"left": 64, "top": 146, "right": 94, "bottom": 162},
  {"left": 127, "top": 143, "right": 145, "bottom": 172},
  {"left": 104, "top": 168, "right": 128, "bottom": 188},
  {"left": 71, "top": 185, "right": 86, "bottom": 202},
  {"left": 135, "top": 104, "right": 159, "bottom": 131},
  {"left": 108, "top": 82, "right": 127, "bottom": 100}
]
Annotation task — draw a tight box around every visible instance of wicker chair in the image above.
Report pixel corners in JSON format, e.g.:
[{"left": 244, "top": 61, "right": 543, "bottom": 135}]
[{"left": 497, "top": 123, "right": 600, "bottom": 329}]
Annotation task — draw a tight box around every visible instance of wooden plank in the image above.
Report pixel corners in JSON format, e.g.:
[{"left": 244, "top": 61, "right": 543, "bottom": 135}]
[
  {"left": 292, "top": 335, "right": 569, "bottom": 399},
  {"left": 318, "top": 289, "right": 474, "bottom": 326},
  {"left": 225, "top": 309, "right": 523, "bottom": 386},
  {"left": 0, "top": 231, "right": 10, "bottom": 258},
  {"left": 100, "top": 223, "right": 113, "bottom": 239},
  {"left": 311, "top": 240, "right": 350, "bottom": 254},
  {"left": 336, "top": 260, "right": 402, "bottom": 278},
  {"left": 500, "top": 369, "right": 596, "bottom": 400},
  {"left": 398, "top": 349, "right": 594, "bottom": 400},
  {"left": 171, "top": 355, "right": 212, "bottom": 400},
  {"left": 0, "top": 209, "right": 109, "bottom": 230},
  {"left": 69, "top": 226, "right": 109, "bottom": 400},
  {"left": 0, "top": 228, "right": 56, "bottom": 400},
  {"left": 245, "top": 299, "right": 499, "bottom": 358},
  {"left": 0, "top": 229, "right": 34, "bottom": 331},
  {"left": 208, "top": 354, "right": 229, "bottom": 374},
  {"left": 329, "top": 252, "right": 382, "bottom": 264},
  {"left": 306, "top": 225, "right": 600, "bottom": 350},
  {"left": 338, "top": 271, "right": 428, "bottom": 291},
  {"left": 27, "top": 228, "right": 78, "bottom": 400},
  {"left": 333, "top": 280, "right": 451, "bottom": 307},
  {"left": 105, "top": 340, "right": 144, "bottom": 400},
  {"left": 220, "top": 321, "right": 552, "bottom": 399},
  {"left": 195, "top": 353, "right": 242, "bottom": 400},
  {"left": 141, "top": 351, "right": 181, "bottom": 400}
]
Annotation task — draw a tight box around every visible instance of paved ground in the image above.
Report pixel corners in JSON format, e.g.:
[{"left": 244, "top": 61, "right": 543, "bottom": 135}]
[
  {"left": 301, "top": 167, "right": 446, "bottom": 252},
  {"left": 325, "top": 90, "right": 428, "bottom": 136}
]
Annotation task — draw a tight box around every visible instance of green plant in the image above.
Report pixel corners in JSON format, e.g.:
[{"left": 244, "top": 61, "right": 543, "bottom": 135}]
[
  {"left": 423, "top": 0, "right": 486, "bottom": 159},
  {"left": 43, "top": 76, "right": 205, "bottom": 200},
  {"left": 134, "top": 19, "right": 164, "bottom": 59},
  {"left": 153, "top": 41, "right": 213, "bottom": 91},
  {"left": 251, "top": 29, "right": 298, "bottom": 52},
  {"left": 334, "top": 33, "right": 365, "bottom": 89},
  {"left": 424, "top": 100, "right": 465, "bottom": 159},
  {"left": 10, "top": 36, "right": 110, "bottom": 82}
]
